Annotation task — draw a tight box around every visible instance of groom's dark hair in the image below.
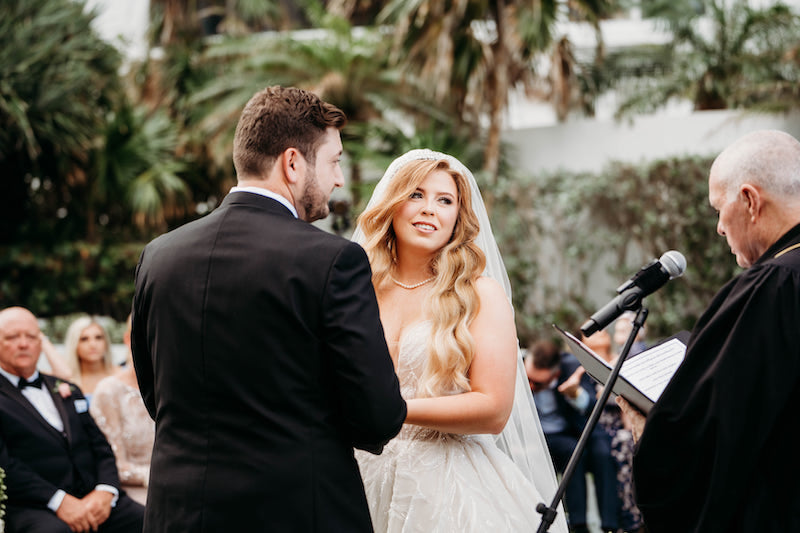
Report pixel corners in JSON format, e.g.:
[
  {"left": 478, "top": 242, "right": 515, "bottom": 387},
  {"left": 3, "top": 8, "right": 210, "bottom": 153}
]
[{"left": 233, "top": 85, "right": 346, "bottom": 179}]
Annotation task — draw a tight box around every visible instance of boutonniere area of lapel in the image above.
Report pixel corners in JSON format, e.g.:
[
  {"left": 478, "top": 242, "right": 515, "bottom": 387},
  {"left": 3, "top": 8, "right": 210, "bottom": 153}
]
[{"left": 52, "top": 380, "right": 76, "bottom": 399}]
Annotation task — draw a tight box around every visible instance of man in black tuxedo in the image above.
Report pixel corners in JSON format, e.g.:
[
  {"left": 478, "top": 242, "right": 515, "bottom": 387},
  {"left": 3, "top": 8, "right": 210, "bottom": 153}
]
[
  {"left": 131, "top": 86, "right": 407, "bottom": 532},
  {"left": 0, "top": 306, "right": 144, "bottom": 533}
]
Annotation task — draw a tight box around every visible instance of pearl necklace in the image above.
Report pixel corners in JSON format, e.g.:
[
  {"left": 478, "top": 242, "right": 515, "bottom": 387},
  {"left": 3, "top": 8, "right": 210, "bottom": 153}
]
[{"left": 391, "top": 275, "right": 435, "bottom": 290}]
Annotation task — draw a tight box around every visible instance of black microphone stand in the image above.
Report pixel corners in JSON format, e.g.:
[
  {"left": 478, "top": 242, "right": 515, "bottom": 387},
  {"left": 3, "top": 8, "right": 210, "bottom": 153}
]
[{"left": 536, "top": 307, "right": 649, "bottom": 532}]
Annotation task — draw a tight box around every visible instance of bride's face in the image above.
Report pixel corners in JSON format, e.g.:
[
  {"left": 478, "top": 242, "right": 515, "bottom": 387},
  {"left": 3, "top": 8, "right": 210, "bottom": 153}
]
[{"left": 392, "top": 169, "right": 459, "bottom": 256}]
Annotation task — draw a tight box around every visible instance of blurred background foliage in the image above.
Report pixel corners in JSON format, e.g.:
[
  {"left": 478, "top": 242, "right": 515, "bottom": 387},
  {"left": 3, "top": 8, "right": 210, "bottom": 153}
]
[
  {"left": 489, "top": 154, "right": 738, "bottom": 344},
  {"left": 2, "top": 0, "right": 798, "bottom": 342}
]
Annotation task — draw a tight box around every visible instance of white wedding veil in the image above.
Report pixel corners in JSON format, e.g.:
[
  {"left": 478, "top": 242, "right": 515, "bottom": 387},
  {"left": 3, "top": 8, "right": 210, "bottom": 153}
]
[{"left": 352, "top": 149, "right": 567, "bottom": 532}]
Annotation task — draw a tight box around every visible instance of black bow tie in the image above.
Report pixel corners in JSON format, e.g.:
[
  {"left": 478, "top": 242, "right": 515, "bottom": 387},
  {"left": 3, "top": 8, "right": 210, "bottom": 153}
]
[{"left": 18, "top": 375, "right": 44, "bottom": 390}]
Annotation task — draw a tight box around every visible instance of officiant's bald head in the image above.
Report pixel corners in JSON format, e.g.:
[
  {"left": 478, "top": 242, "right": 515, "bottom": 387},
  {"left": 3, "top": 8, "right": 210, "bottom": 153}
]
[{"left": 709, "top": 130, "right": 800, "bottom": 268}]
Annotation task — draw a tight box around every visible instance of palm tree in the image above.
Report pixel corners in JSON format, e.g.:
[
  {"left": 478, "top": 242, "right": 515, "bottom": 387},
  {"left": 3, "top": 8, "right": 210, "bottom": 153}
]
[
  {"left": 0, "top": 0, "right": 122, "bottom": 243},
  {"left": 89, "top": 105, "right": 190, "bottom": 239},
  {"left": 615, "top": 0, "right": 800, "bottom": 117},
  {"left": 544, "top": 0, "right": 620, "bottom": 121},
  {"left": 376, "top": 0, "right": 615, "bottom": 184},
  {"left": 0, "top": 0, "right": 195, "bottom": 243},
  {"left": 149, "top": 0, "right": 312, "bottom": 46},
  {"left": 187, "top": 13, "right": 447, "bottom": 205}
]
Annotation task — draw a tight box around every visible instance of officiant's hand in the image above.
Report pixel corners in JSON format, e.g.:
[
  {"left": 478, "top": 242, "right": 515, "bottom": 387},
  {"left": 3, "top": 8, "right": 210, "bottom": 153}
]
[{"left": 616, "top": 396, "right": 646, "bottom": 443}]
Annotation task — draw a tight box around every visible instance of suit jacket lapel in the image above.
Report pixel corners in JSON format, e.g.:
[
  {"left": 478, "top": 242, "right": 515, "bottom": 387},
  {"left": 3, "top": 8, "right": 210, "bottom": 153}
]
[
  {"left": 43, "top": 375, "right": 73, "bottom": 444},
  {"left": 0, "top": 375, "right": 70, "bottom": 446}
]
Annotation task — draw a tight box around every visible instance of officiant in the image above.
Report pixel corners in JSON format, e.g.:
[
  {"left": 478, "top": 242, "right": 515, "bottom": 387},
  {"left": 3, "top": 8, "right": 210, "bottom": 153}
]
[{"left": 617, "top": 130, "right": 800, "bottom": 532}]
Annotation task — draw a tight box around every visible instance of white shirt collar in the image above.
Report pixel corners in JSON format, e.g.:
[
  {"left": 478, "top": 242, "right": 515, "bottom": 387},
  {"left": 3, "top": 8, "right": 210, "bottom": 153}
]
[
  {"left": 229, "top": 186, "right": 298, "bottom": 218},
  {"left": 0, "top": 366, "right": 39, "bottom": 387}
]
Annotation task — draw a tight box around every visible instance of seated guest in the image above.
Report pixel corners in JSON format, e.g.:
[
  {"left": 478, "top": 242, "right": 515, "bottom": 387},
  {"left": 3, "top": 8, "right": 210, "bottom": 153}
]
[
  {"left": 0, "top": 306, "right": 144, "bottom": 533},
  {"left": 525, "top": 339, "right": 620, "bottom": 533},
  {"left": 63, "top": 316, "right": 117, "bottom": 401},
  {"left": 91, "top": 315, "right": 154, "bottom": 505}
]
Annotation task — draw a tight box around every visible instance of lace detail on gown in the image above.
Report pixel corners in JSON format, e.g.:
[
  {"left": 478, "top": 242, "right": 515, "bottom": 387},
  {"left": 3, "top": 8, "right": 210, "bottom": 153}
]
[
  {"left": 90, "top": 375, "right": 154, "bottom": 504},
  {"left": 356, "top": 321, "right": 550, "bottom": 532}
]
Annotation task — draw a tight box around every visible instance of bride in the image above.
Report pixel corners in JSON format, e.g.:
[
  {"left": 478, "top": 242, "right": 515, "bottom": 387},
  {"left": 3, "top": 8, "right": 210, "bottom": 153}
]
[{"left": 353, "top": 149, "right": 568, "bottom": 532}]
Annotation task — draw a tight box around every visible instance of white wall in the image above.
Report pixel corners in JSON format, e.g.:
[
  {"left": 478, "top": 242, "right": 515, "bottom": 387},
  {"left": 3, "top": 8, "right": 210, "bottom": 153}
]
[
  {"left": 84, "top": 0, "right": 150, "bottom": 62},
  {"left": 505, "top": 109, "right": 800, "bottom": 175},
  {"left": 501, "top": 109, "right": 800, "bottom": 320}
]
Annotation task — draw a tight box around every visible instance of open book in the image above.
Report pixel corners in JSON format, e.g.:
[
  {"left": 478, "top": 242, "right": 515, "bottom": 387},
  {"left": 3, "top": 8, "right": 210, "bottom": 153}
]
[{"left": 554, "top": 325, "right": 690, "bottom": 414}]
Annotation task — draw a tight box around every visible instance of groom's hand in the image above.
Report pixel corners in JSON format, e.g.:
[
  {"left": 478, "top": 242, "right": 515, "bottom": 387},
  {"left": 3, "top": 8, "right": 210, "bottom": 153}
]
[{"left": 354, "top": 441, "right": 385, "bottom": 455}]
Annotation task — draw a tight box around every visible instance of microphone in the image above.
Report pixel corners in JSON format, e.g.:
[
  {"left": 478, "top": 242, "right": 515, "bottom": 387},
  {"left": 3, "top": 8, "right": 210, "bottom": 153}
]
[{"left": 580, "top": 250, "right": 686, "bottom": 337}]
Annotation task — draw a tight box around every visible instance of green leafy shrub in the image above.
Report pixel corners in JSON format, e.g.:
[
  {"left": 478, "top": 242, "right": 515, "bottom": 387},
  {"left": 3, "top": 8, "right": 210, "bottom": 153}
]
[
  {"left": 488, "top": 154, "right": 740, "bottom": 344},
  {"left": 0, "top": 242, "right": 144, "bottom": 322}
]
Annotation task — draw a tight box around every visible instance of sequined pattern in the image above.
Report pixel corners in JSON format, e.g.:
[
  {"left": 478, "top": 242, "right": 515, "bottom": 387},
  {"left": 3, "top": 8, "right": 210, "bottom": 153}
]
[{"left": 90, "top": 375, "right": 154, "bottom": 499}]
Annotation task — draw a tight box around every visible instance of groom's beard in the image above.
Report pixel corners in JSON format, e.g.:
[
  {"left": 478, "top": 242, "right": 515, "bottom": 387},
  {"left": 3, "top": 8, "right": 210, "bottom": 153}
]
[{"left": 300, "top": 168, "right": 330, "bottom": 223}]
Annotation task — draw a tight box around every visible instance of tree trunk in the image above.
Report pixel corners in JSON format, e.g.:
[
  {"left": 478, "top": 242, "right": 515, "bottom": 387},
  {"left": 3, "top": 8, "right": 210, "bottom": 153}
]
[
  {"left": 484, "top": 0, "right": 508, "bottom": 187},
  {"left": 350, "top": 159, "right": 362, "bottom": 208},
  {"left": 86, "top": 201, "right": 97, "bottom": 243},
  {"left": 157, "top": 0, "right": 193, "bottom": 46}
]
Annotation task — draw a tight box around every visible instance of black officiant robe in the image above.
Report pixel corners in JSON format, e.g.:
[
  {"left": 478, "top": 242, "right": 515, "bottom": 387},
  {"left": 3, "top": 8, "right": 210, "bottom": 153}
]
[{"left": 633, "top": 223, "right": 800, "bottom": 533}]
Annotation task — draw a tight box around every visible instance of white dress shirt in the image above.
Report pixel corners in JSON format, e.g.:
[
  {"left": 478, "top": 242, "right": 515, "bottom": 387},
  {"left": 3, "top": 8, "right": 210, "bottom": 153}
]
[
  {"left": 0, "top": 368, "right": 64, "bottom": 431},
  {"left": 229, "top": 186, "right": 298, "bottom": 218}
]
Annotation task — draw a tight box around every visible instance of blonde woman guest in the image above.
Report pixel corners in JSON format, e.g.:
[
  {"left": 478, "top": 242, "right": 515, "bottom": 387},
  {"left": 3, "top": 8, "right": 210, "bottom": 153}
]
[
  {"left": 352, "top": 150, "right": 567, "bottom": 533},
  {"left": 63, "top": 316, "right": 116, "bottom": 400},
  {"left": 90, "top": 316, "right": 154, "bottom": 505}
]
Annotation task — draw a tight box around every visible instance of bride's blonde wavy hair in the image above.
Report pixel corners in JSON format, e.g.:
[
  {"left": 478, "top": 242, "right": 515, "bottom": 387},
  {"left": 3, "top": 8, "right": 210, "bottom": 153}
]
[{"left": 357, "top": 159, "right": 486, "bottom": 397}]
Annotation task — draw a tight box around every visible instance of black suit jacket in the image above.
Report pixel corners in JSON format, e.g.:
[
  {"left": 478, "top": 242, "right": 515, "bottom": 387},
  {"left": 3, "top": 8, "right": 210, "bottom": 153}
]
[
  {"left": 0, "top": 374, "right": 120, "bottom": 508},
  {"left": 132, "top": 192, "right": 407, "bottom": 532}
]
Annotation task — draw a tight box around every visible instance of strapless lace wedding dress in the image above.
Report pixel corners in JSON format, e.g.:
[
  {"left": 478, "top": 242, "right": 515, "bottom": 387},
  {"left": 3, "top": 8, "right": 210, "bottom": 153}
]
[{"left": 356, "top": 321, "right": 551, "bottom": 532}]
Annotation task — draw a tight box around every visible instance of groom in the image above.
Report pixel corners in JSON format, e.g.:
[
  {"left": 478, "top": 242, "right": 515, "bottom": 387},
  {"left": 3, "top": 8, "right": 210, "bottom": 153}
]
[{"left": 132, "top": 86, "right": 407, "bottom": 532}]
